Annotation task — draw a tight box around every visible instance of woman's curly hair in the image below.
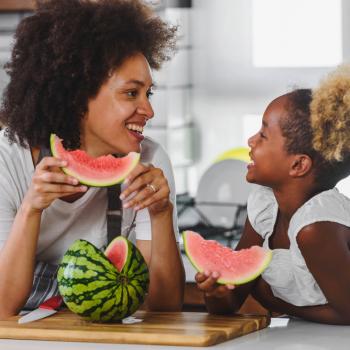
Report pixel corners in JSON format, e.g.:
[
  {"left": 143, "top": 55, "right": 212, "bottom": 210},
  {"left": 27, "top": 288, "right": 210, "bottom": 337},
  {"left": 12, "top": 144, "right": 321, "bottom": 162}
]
[
  {"left": 280, "top": 88, "right": 350, "bottom": 189},
  {"left": 311, "top": 64, "right": 350, "bottom": 162},
  {"left": 0, "top": 0, "right": 177, "bottom": 149}
]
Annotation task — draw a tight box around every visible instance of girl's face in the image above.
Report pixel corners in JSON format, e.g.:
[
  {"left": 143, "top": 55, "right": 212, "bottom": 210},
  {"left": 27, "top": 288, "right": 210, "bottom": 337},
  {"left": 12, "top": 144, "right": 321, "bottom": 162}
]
[
  {"left": 247, "top": 95, "right": 295, "bottom": 187},
  {"left": 81, "top": 53, "right": 154, "bottom": 157}
]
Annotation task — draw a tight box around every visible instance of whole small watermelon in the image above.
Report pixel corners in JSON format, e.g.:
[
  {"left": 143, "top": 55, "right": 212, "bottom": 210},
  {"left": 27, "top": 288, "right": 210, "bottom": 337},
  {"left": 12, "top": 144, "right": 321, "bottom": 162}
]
[{"left": 57, "top": 238, "right": 149, "bottom": 322}]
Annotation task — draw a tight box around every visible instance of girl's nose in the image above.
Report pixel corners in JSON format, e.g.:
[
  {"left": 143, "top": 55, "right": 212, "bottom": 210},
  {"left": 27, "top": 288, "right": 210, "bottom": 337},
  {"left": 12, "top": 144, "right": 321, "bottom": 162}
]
[{"left": 248, "top": 134, "right": 256, "bottom": 148}]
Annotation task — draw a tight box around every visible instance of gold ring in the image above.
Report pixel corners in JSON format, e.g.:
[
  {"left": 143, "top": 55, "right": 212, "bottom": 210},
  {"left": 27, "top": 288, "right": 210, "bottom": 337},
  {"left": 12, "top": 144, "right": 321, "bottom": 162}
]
[{"left": 147, "top": 183, "right": 157, "bottom": 193}]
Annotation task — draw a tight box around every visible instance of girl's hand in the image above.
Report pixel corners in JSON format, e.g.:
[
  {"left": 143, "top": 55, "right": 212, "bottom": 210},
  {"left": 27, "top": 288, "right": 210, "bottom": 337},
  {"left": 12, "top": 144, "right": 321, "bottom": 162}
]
[
  {"left": 195, "top": 271, "right": 235, "bottom": 298},
  {"left": 23, "top": 157, "right": 87, "bottom": 213},
  {"left": 120, "top": 163, "right": 171, "bottom": 216}
]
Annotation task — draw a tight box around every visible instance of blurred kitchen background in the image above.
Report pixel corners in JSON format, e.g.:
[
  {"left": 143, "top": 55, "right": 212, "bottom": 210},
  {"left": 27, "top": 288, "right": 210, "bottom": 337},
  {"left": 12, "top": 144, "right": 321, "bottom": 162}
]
[{"left": 1, "top": 0, "right": 350, "bottom": 256}]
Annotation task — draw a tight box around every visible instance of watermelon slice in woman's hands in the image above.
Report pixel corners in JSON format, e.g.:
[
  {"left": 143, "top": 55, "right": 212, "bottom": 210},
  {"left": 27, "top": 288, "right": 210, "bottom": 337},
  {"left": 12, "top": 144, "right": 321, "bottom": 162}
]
[
  {"left": 50, "top": 134, "right": 139, "bottom": 187},
  {"left": 182, "top": 231, "right": 272, "bottom": 285}
]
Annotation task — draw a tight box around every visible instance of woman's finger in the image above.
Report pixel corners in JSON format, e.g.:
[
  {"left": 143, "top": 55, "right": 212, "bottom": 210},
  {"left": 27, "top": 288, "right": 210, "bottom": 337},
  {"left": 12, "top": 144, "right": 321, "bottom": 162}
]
[
  {"left": 121, "top": 168, "right": 164, "bottom": 201},
  {"left": 121, "top": 173, "right": 154, "bottom": 201},
  {"left": 38, "top": 171, "right": 79, "bottom": 185},
  {"left": 35, "top": 183, "right": 87, "bottom": 194},
  {"left": 131, "top": 188, "right": 168, "bottom": 211},
  {"left": 36, "top": 156, "right": 68, "bottom": 171},
  {"left": 123, "top": 163, "right": 153, "bottom": 186},
  {"left": 122, "top": 179, "right": 165, "bottom": 209}
]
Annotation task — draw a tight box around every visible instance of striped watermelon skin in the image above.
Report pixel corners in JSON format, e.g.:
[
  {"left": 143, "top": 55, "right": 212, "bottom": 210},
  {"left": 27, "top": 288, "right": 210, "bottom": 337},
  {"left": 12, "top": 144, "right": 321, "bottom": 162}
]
[{"left": 57, "top": 239, "right": 149, "bottom": 322}]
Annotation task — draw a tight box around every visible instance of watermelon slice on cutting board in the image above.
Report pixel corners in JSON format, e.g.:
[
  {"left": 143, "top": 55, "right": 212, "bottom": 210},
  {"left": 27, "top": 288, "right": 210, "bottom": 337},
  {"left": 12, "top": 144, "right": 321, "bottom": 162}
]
[
  {"left": 183, "top": 231, "right": 272, "bottom": 285},
  {"left": 50, "top": 133, "right": 139, "bottom": 187}
]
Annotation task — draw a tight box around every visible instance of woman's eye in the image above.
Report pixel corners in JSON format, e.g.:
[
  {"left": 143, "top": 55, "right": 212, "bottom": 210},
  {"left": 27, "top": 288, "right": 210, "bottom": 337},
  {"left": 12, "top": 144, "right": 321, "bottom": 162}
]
[
  {"left": 146, "top": 90, "right": 154, "bottom": 99},
  {"left": 127, "top": 90, "right": 138, "bottom": 98},
  {"left": 259, "top": 131, "right": 266, "bottom": 139}
]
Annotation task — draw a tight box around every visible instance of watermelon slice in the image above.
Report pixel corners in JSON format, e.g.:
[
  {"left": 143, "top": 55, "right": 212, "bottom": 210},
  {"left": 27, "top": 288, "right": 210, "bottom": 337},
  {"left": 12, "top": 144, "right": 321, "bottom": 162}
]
[
  {"left": 105, "top": 236, "right": 128, "bottom": 272},
  {"left": 50, "top": 134, "right": 140, "bottom": 187},
  {"left": 183, "top": 231, "right": 272, "bottom": 285}
]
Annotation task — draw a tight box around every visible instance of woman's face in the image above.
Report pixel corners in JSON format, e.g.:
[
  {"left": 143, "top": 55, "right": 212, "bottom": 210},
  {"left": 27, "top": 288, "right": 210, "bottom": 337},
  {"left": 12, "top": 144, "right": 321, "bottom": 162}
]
[
  {"left": 81, "top": 53, "right": 154, "bottom": 156},
  {"left": 246, "top": 95, "right": 295, "bottom": 187}
]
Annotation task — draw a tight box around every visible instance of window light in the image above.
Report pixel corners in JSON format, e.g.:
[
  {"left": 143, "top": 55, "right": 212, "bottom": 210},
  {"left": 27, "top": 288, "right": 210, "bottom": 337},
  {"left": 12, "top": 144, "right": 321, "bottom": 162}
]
[
  {"left": 242, "top": 114, "right": 262, "bottom": 146},
  {"left": 252, "top": 0, "right": 342, "bottom": 67}
]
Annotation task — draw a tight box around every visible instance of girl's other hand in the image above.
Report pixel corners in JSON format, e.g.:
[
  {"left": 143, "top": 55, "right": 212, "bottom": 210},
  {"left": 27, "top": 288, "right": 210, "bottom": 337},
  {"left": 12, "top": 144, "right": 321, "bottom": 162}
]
[
  {"left": 120, "top": 163, "right": 171, "bottom": 216},
  {"left": 23, "top": 157, "right": 87, "bottom": 213},
  {"left": 195, "top": 271, "right": 235, "bottom": 298}
]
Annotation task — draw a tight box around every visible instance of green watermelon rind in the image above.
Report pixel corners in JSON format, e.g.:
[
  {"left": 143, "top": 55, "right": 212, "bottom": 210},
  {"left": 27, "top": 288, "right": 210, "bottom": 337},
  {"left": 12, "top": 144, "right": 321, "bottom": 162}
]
[
  {"left": 50, "top": 133, "right": 140, "bottom": 187},
  {"left": 182, "top": 231, "right": 273, "bottom": 286},
  {"left": 57, "top": 238, "right": 149, "bottom": 322}
]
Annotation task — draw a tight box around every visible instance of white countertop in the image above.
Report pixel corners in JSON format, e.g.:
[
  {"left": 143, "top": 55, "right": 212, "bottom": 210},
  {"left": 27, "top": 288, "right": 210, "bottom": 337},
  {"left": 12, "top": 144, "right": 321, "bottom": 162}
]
[{"left": 1, "top": 317, "right": 349, "bottom": 350}]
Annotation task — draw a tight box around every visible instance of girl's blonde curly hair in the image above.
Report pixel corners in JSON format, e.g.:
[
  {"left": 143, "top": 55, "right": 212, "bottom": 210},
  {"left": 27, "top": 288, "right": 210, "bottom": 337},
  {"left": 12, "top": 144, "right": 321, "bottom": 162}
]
[{"left": 311, "top": 64, "right": 350, "bottom": 162}]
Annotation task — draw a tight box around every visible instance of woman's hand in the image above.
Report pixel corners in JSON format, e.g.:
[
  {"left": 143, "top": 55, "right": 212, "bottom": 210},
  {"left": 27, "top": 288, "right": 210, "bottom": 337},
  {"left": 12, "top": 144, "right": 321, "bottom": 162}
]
[
  {"left": 120, "top": 163, "right": 171, "bottom": 216},
  {"left": 23, "top": 157, "right": 87, "bottom": 213},
  {"left": 195, "top": 271, "right": 235, "bottom": 298}
]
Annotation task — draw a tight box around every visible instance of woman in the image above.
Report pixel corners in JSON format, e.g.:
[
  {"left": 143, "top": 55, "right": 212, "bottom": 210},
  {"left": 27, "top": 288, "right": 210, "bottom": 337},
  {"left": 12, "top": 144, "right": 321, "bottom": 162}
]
[{"left": 0, "top": 0, "right": 185, "bottom": 318}]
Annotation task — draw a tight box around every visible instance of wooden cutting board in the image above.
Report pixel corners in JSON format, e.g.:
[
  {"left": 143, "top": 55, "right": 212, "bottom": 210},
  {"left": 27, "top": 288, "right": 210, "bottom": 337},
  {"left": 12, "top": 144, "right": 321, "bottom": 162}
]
[{"left": 0, "top": 309, "right": 269, "bottom": 347}]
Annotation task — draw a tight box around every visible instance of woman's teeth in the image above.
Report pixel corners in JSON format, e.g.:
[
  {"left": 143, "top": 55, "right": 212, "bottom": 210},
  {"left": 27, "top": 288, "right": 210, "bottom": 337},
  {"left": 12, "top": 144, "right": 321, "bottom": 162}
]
[{"left": 126, "top": 124, "right": 144, "bottom": 134}]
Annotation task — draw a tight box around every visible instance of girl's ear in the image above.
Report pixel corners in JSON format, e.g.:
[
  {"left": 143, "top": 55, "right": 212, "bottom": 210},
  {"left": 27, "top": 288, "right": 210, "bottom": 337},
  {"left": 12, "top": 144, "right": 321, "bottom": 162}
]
[{"left": 289, "top": 154, "right": 313, "bottom": 177}]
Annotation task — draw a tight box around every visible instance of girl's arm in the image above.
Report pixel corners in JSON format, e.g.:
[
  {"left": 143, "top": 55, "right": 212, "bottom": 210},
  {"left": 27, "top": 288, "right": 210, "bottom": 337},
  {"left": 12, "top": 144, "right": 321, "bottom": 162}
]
[
  {"left": 198, "top": 218, "right": 264, "bottom": 315},
  {"left": 253, "top": 222, "right": 350, "bottom": 325}
]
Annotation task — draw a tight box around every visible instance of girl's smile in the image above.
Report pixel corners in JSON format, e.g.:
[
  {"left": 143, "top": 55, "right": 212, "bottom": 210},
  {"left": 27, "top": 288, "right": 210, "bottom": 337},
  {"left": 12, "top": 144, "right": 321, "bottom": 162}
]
[{"left": 246, "top": 95, "right": 294, "bottom": 187}]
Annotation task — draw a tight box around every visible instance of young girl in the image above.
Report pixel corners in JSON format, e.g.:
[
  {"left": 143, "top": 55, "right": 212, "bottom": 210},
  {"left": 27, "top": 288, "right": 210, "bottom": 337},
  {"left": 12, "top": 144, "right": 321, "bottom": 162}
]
[
  {"left": 196, "top": 66, "right": 350, "bottom": 325},
  {"left": 0, "top": 0, "right": 184, "bottom": 318}
]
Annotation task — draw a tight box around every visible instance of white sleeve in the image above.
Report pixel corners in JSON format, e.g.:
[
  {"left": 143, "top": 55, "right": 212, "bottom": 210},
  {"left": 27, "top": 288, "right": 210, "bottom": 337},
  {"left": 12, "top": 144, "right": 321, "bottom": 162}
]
[
  {"left": 247, "top": 185, "right": 277, "bottom": 239},
  {"left": 134, "top": 142, "right": 180, "bottom": 242},
  {"left": 0, "top": 168, "right": 17, "bottom": 250}
]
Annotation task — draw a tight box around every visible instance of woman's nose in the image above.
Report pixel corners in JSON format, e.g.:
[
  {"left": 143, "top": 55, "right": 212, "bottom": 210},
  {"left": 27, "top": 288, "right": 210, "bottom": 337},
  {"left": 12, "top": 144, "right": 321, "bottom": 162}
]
[{"left": 138, "top": 98, "right": 154, "bottom": 120}]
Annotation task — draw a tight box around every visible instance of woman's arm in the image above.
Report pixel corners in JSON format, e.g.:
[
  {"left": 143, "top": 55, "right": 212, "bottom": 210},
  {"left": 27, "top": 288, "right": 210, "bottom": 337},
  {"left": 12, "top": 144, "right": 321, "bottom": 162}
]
[
  {"left": 0, "top": 157, "right": 87, "bottom": 319},
  {"left": 137, "top": 204, "right": 185, "bottom": 311},
  {"left": 120, "top": 160, "right": 185, "bottom": 311},
  {"left": 253, "top": 222, "right": 350, "bottom": 325},
  {"left": 198, "top": 218, "right": 264, "bottom": 315},
  {"left": 0, "top": 203, "right": 41, "bottom": 318}
]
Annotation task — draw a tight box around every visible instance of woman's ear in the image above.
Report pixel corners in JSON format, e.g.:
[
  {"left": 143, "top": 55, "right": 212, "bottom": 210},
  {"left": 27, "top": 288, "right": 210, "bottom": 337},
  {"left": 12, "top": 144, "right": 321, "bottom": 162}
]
[{"left": 289, "top": 154, "right": 313, "bottom": 177}]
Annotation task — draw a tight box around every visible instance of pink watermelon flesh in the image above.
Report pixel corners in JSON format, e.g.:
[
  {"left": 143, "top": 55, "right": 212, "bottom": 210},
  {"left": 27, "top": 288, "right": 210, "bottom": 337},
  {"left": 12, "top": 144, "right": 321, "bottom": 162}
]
[
  {"left": 183, "top": 231, "right": 272, "bottom": 285},
  {"left": 50, "top": 134, "right": 139, "bottom": 187},
  {"left": 105, "top": 237, "right": 128, "bottom": 272}
]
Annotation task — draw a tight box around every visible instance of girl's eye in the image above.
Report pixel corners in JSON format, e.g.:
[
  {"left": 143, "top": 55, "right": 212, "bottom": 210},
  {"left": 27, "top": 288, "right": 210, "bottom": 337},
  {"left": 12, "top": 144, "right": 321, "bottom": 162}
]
[{"left": 259, "top": 131, "right": 266, "bottom": 139}]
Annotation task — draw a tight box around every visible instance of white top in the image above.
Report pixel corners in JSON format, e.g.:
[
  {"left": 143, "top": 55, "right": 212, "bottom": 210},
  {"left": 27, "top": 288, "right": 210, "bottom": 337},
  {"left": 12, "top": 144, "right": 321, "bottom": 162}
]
[
  {"left": 0, "top": 130, "right": 179, "bottom": 264},
  {"left": 247, "top": 185, "right": 350, "bottom": 306}
]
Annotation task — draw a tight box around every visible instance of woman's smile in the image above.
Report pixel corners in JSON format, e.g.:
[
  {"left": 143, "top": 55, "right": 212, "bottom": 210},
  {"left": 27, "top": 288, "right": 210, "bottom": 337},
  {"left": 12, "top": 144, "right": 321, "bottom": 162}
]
[{"left": 125, "top": 122, "right": 146, "bottom": 142}]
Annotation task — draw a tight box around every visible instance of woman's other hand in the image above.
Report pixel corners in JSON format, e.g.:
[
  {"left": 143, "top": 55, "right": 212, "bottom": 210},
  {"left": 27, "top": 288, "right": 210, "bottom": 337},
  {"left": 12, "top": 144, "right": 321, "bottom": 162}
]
[
  {"left": 195, "top": 271, "right": 235, "bottom": 298},
  {"left": 23, "top": 157, "right": 87, "bottom": 213},
  {"left": 120, "top": 163, "right": 171, "bottom": 216}
]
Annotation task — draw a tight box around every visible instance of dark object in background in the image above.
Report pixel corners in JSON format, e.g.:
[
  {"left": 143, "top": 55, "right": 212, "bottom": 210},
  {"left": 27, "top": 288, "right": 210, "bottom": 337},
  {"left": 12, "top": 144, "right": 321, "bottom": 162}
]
[{"left": 177, "top": 159, "right": 254, "bottom": 248}]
